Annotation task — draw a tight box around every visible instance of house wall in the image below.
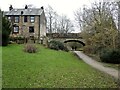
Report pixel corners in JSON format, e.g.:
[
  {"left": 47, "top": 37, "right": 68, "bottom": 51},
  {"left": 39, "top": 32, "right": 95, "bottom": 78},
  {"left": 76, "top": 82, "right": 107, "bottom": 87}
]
[
  {"left": 40, "top": 11, "right": 46, "bottom": 37},
  {"left": 11, "top": 15, "right": 40, "bottom": 39}
]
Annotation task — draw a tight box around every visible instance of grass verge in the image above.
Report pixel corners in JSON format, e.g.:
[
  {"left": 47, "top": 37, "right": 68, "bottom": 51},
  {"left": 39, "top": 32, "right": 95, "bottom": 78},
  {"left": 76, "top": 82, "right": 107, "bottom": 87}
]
[{"left": 2, "top": 44, "right": 118, "bottom": 88}]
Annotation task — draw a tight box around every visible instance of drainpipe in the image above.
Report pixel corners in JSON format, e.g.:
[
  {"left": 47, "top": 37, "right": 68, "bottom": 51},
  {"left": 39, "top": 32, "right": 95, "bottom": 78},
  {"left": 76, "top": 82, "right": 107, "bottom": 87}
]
[
  {"left": 21, "top": 11, "right": 23, "bottom": 36},
  {"left": 38, "top": 15, "right": 40, "bottom": 43}
]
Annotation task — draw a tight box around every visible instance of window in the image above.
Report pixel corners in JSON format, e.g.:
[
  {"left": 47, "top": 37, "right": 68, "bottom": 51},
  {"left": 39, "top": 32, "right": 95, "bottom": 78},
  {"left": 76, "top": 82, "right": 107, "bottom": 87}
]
[
  {"left": 14, "top": 16, "right": 19, "bottom": 23},
  {"left": 24, "top": 16, "right": 27, "bottom": 22},
  {"left": 30, "top": 16, "right": 35, "bottom": 23},
  {"left": 13, "top": 26, "right": 19, "bottom": 33},
  {"left": 29, "top": 26, "right": 34, "bottom": 33}
]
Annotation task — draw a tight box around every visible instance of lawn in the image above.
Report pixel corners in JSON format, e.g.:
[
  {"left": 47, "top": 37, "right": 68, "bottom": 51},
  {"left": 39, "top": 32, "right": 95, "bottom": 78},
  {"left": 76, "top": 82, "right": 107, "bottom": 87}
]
[{"left": 2, "top": 44, "right": 118, "bottom": 88}]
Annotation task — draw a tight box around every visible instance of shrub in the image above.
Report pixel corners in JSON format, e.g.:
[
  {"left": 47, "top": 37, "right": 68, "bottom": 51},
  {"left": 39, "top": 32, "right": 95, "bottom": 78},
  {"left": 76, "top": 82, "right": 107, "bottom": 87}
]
[
  {"left": 100, "top": 48, "right": 120, "bottom": 64},
  {"left": 24, "top": 44, "right": 38, "bottom": 53},
  {"left": 63, "top": 46, "right": 69, "bottom": 52},
  {"left": 9, "top": 36, "right": 25, "bottom": 44},
  {"left": 83, "top": 45, "right": 94, "bottom": 54},
  {"left": 48, "top": 40, "right": 68, "bottom": 51}
]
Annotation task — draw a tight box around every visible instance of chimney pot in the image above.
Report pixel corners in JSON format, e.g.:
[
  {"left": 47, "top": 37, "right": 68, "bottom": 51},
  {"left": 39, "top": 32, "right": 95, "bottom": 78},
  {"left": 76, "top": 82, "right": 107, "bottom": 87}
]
[
  {"left": 9, "top": 5, "right": 13, "bottom": 11},
  {"left": 41, "top": 6, "right": 44, "bottom": 9},
  {"left": 25, "top": 5, "right": 28, "bottom": 9},
  {"left": 21, "top": 11, "right": 23, "bottom": 15}
]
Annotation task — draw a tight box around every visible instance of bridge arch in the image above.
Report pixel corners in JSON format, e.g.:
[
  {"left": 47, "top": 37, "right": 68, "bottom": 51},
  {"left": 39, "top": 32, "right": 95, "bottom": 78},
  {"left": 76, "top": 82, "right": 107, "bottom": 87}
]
[{"left": 64, "top": 40, "right": 85, "bottom": 46}]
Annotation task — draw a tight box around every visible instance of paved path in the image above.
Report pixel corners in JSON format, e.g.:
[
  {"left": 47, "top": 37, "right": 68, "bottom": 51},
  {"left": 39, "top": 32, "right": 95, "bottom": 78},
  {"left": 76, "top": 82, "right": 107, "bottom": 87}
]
[{"left": 74, "top": 51, "right": 119, "bottom": 79}]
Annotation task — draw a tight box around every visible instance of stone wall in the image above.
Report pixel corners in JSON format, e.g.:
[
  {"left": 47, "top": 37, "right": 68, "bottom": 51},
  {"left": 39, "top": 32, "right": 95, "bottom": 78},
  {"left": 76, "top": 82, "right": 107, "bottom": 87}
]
[{"left": 11, "top": 15, "right": 40, "bottom": 39}]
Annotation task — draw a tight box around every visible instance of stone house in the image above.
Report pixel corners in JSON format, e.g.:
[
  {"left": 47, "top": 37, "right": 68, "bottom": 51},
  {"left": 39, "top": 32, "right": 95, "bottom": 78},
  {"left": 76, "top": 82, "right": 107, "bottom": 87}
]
[{"left": 4, "top": 5, "right": 47, "bottom": 43}]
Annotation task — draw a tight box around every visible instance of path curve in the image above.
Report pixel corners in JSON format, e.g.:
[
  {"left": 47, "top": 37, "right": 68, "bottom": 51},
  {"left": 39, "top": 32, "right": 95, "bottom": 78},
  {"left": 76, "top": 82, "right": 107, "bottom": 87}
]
[{"left": 74, "top": 51, "right": 119, "bottom": 80}]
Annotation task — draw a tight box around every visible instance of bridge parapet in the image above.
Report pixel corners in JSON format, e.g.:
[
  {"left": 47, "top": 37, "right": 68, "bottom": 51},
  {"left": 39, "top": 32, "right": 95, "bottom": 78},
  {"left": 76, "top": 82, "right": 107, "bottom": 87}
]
[
  {"left": 47, "top": 33, "right": 85, "bottom": 46},
  {"left": 46, "top": 33, "right": 83, "bottom": 39}
]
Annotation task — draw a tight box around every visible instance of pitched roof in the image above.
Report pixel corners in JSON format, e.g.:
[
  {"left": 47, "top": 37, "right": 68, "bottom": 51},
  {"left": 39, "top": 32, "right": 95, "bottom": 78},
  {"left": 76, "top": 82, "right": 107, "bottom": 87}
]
[{"left": 5, "top": 8, "right": 43, "bottom": 16}]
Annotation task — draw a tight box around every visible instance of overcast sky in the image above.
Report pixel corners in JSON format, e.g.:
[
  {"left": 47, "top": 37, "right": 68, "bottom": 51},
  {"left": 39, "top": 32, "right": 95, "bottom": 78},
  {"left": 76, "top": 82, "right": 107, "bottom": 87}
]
[
  {"left": 0, "top": 0, "right": 97, "bottom": 18},
  {"left": 0, "top": 0, "right": 108, "bottom": 32}
]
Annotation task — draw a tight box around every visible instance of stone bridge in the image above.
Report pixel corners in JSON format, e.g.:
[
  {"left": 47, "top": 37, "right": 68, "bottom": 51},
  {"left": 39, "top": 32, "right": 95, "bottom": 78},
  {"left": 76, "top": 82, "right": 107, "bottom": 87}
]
[{"left": 46, "top": 33, "right": 85, "bottom": 46}]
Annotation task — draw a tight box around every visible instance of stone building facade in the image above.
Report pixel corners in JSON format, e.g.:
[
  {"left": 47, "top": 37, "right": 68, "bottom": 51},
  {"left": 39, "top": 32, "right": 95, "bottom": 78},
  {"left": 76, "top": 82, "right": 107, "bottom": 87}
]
[{"left": 4, "top": 5, "right": 46, "bottom": 43}]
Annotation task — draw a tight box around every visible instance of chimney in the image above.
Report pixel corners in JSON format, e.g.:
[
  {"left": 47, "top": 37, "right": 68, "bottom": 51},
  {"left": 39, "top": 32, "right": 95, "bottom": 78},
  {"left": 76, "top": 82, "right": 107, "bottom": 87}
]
[
  {"left": 25, "top": 5, "right": 28, "bottom": 9},
  {"left": 41, "top": 6, "right": 44, "bottom": 9},
  {"left": 9, "top": 5, "right": 13, "bottom": 11},
  {"left": 21, "top": 11, "right": 23, "bottom": 15}
]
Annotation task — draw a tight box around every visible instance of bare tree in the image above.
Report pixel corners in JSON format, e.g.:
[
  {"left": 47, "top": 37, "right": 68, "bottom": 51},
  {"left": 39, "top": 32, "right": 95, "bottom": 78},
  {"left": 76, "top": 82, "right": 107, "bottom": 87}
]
[
  {"left": 45, "top": 5, "right": 74, "bottom": 34},
  {"left": 118, "top": 1, "right": 120, "bottom": 31},
  {"left": 52, "top": 12, "right": 60, "bottom": 33},
  {"left": 45, "top": 5, "right": 55, "bottom": 33},
  {"left": 74, "top": 8, "right": 83, "bottom": 31},
  {"left": 59, "top": 15, "right": 74, "bottom": 34}
]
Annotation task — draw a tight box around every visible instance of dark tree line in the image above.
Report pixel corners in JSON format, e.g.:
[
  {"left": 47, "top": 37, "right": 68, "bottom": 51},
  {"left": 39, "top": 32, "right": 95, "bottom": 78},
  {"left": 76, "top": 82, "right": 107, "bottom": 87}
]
[{"left": 1, "top": 10, "right": 12, "bottom": 46}]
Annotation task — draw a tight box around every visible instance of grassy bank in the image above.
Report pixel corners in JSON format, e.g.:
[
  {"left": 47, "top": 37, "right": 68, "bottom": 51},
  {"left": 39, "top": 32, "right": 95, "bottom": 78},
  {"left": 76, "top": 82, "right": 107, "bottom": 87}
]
[{"left": 2, "top": 44, "right": 118, "bottom": 88}]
